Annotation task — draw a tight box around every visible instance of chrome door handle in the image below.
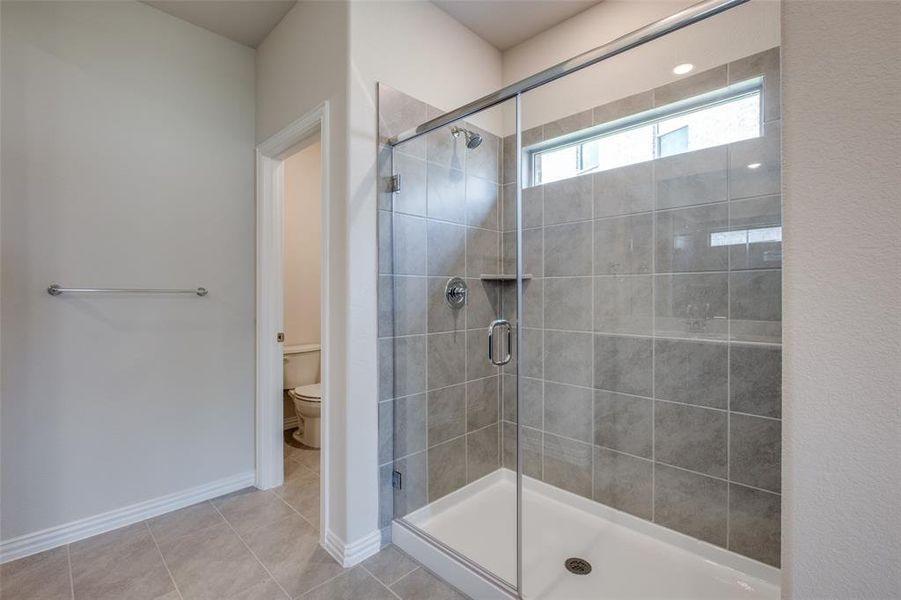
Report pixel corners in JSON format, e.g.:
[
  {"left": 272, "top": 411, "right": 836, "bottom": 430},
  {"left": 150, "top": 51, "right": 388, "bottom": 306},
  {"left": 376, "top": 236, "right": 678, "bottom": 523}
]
[{"left": 488, "top": 319, "right": 512, "bottom": 366}]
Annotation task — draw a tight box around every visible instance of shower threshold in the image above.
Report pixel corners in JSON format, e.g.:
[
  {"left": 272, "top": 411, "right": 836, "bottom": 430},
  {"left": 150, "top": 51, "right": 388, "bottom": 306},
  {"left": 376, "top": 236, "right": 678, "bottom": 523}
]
[{"left": 394, "top": 469, "right": 779, "bottom": 600}]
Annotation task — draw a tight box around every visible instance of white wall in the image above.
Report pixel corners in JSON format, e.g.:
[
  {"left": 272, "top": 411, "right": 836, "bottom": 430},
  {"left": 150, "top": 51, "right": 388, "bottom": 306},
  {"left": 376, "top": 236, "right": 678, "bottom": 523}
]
[
  {"left": 781, "top": 1, "right": 901, "bottom": 597},
  {"left": 255, "top": 0, "right": 354, "bottom": 545},
  {"left": 346, "top": 0, "right": 503, "bottom": 544},
  {"left": 502, "top": 0, "right": 780, "bottom": 131},
  {"left": 1, "top": 0, "right": 255, "bottom": 543},
  {"left": 283, "top": 135, "right": 322, "bottom": 347}
]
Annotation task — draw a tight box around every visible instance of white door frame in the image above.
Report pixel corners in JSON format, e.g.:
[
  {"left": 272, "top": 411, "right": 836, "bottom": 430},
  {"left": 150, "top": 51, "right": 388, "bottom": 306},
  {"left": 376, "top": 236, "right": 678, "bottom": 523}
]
[{"left": 255, "top": 102, "right": 330, "bottom": 541}]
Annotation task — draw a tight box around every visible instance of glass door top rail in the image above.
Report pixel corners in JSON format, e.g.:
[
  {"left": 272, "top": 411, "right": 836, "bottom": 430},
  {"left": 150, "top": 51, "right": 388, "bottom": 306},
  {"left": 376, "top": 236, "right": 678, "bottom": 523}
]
[{"left": 388, "top": 0, "right": 749, "bottom": 147}]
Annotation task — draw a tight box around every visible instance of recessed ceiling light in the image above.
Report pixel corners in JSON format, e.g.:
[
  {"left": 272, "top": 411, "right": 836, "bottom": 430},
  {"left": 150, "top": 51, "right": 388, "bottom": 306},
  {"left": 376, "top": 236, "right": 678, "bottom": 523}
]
[
  {"left": 673, "top": 63, "right": 694, "bottom": 75},
  {"left": 747, "top": 162, "right": 762, "bottom": 170}
]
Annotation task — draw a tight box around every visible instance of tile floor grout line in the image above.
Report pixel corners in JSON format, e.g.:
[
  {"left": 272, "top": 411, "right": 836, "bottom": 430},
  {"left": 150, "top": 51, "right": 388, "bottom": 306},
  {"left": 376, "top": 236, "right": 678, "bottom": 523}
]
[
  {"left": 209, "top": 499, "right": 294, "bottom": 600},
  {"left": 144, "top": 521, "right": 185, "bottom": 600},
  {"left": 271, "top": 485, "right": 320, "bottom": 531},
  {"left": 359, "top": 564, "right": 405, "bottom": 600},
  {"left": 364, "top": 554, "right": 420, "bottom": 588},
  {"left": 388, "top": 565, "right": 421, "bottom": 591},
  {"left": 65, "top": 543, "right": 75, "bottom": 600}
]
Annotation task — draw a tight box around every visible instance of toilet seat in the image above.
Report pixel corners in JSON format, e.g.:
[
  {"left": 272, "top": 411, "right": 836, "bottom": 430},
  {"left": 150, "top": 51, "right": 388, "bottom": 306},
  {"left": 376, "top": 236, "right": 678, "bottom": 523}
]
[{"left": 291, "top": 383, "right": 321, "bottom": 402}]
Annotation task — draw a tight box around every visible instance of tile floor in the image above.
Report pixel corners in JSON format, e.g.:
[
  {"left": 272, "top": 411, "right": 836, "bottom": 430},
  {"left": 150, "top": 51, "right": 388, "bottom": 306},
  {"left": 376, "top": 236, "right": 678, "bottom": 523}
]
[{"left": 0, "top": 431, "right": 469, "bottom": 600}]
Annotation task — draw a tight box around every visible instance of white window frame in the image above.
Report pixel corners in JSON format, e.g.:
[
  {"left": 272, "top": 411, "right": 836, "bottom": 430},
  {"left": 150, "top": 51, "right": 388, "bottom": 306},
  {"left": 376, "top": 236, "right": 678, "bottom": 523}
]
[{"left": 529, "top": 77, "right": 764, "bottom": 187}]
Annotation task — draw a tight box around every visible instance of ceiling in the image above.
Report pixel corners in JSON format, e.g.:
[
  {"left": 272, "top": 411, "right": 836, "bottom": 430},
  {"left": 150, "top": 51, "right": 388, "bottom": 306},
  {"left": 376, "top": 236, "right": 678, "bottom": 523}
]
[
  {"left": 142, "top": 0, "right": 602, "bottom": 52},
  {"left": 142, "top": 1, "right": 296, "bottom": 48},
  {"left": 432, "top": 0, "right": 603, "bottom": 51}
]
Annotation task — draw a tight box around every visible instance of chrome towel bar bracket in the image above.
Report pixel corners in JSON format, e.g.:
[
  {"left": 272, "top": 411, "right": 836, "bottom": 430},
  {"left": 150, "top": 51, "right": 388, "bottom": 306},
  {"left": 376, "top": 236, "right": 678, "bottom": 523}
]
[{"left": 47, "top": 284, "right": 208, "bottom": 297}]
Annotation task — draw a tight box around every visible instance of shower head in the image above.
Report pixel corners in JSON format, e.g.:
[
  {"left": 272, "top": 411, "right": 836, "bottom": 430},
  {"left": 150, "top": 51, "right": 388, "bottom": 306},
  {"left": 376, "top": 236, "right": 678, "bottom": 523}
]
[{"left": 451, "top": 126, "right": 483, "bottom": 149}]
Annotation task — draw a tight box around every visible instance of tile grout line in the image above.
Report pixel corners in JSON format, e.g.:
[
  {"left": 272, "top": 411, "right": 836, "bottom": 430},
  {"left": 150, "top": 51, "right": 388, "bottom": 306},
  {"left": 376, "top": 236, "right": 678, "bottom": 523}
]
[
  {"left": 144, "top": 521, "right": 185, "bottom": 600},
  {"left": 358, "top": 564, "right": 405, "bottom": 600},
  {"left": 271, "top": 481, "right": 321, "bottom": 532},
  {"left": 65, "top": 543, "right": 75, "bottom": 600},
  {"left": 209, "top": 498, "right": 295, "bottom": 600}
]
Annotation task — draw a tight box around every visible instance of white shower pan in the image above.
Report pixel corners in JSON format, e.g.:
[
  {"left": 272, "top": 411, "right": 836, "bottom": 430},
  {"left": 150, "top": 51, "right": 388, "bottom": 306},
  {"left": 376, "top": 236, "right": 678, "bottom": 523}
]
[{"left": 393, "top": 469, "right": 779, "bottom": 600}]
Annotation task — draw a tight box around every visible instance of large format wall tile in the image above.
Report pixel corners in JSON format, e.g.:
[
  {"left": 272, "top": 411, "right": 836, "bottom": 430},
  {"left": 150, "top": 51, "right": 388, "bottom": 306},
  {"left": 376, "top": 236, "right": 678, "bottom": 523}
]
[
  {"left": 729, "top": 121, "right": 782, "bottom": 199},
  {"left": 655, "top": 273, "right": 728, "bottom": 339},
  {"left": 594, "top": 334, "right": 653, "bottom": 396},
  {"left": 655, "top": 146, "right": 728, "bottom": 210},
  {"left": 428, "top": 437, "right": 466, "bottom": 501},
  {"left": 656, "top": 203, "right": 729, "bottom": 273},
  {"left": 427, "top": 332, "right": 466, "bottom": 389},
  {"left": 544, "top": 174, "right": 592, "bottom": 225},
  {"left": 394, "top": 394, "right": 427, "bottom": 458},
  {"left": 729, "top": 195, "right": 782, "bottom": 270},
  {"left": 427, "top": 384, "right": 465, "bottom": 446},
  {"left": 731, "top": 270, "right": 782, "bottom": 343},
  {"left": 501, "top": 422, "right": 542, "bottom": 478},
  {"left": 593, "top": 161, "right": 653, "bottom": 217},
  {"left": 655, "top": 401, "right": 727, "bottom": 477},
  {"left": 654, "top": 464, "right": 728, "bottom": 546},
  {"left": 594, "top": 275, "right": 653, "bottom": 334},
  {"left": 593, "top": 447, "right": 653, "bottom": 519},
  {"left": 544, "top": 221, "right": 592, "bottom": 276},
  {"left": 730, "top": 344, "right": 782, "bottom": 418},
  {"left": 427, "top": 221, "right": 465, "bottom": 277},
  {"left": 393, "top": 451, "right": 427, "bottom": 517},
  {"left": 467, "top": 423, "right": 499, "bottom": 482},
  {"left": 545, "top": 330, "right": 593, "bottom": 387},
  {"left": 465, "top": 175, "right": 499, "bottom": 230},
  {"left": 393, "top": 152, "right": 428, "bottom": 217},
  {"left": 543, "top": 433, "right": 592, "bottom": 498},
  {"left": 465, "top": 226, "right": 500, "bottom": 277},
  {"left": 392, "top": 214, "right": 427, "bottom": 275},
  {"left": 379, "top": 336, "right": 426, "bottom": 400},
  {"left": 594, "top": 214, "right": 654, "bottom": 275},
  {"left": 502, "top": 184, "right": 543, "bottom": 231},
  {"left": 728, "top": 483, "right": 781, "bottom": 567},
  {"left": 730, "top": 414, "right": 781, "bottom": 492},
  {"left": 502, "top": 374, "right": 543, "bottom": 429},
  {"left": 594, "top": 390, "right": 652, "bottom": 458},
  {"left": 654, "top": 339, "right": 728, "bottom": 409},
  {"left": 544, "top": 381, "right": 593, "bottom": 443},
  {"left": 467, "top": 376, "right": 499, "bottom": 431},
  {"left": 545, "top": 277, "right": 593, "bottom": 331}
]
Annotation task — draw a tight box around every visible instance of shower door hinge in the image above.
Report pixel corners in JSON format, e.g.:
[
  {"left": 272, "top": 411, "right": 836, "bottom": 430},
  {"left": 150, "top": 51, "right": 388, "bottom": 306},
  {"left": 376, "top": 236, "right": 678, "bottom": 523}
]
[
  {"left": 389, "top": 174, "right": 401, "bottom": 193},
  {"left": 276, "top": 332, "right": 284, "bottom": 342},
  {"left": 392, "top": 470, "right": 402, "bottom": 490}
]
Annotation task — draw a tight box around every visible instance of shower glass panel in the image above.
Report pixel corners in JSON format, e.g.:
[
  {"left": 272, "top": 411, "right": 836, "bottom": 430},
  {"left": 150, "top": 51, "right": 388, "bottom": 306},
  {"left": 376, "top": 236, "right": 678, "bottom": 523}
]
[
  {"left": 517, "top": 6, "right": 782, "bottom": 598},
  {"left": 378, "top": 91, "right": 520, "bottom": 590}
]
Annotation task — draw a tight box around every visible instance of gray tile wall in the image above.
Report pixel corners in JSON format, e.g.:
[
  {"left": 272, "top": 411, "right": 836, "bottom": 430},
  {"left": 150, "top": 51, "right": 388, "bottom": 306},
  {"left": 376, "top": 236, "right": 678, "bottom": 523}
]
[
  {"left": 377, "top": 85, "right": 505, "bottom": 538},
  {"left": 497, "top": 48, "right": 783, "bottom": 568}
]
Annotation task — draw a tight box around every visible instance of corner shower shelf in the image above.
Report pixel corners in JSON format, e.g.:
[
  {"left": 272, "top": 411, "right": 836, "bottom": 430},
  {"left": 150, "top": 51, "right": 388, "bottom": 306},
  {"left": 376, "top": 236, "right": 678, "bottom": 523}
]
[{"left": 479, "top": 274, "right": 533, "bottom": 282}]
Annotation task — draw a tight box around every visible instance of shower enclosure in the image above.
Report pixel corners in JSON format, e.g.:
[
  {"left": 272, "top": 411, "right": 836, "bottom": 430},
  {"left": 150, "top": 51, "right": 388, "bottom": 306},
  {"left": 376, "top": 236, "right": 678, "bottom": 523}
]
[{"left": 378, "top": 1, "right": 782, "bottom": 597}]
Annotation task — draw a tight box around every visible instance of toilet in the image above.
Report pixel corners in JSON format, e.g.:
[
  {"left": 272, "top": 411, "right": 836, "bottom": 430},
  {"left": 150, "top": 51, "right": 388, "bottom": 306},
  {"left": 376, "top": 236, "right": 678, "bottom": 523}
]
[
  {"left": 288, "top": 383, "right": 322, "bottom": 448},
  {"left": 283, "top": 344, "right": 323, "bottom": 448}
]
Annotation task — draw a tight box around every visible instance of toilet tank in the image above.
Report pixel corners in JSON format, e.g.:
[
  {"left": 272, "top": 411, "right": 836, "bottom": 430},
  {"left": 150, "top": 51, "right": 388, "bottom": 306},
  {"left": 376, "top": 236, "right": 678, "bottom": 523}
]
[{"left": 284, "top": 344, "right": 321, "bottom": 390}]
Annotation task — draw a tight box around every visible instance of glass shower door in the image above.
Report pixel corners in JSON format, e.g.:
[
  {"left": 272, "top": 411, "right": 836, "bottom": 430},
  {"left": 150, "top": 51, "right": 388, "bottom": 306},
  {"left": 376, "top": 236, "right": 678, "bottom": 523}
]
[{"left": 377, "top": 88, "right": 521, "bottom": 591}]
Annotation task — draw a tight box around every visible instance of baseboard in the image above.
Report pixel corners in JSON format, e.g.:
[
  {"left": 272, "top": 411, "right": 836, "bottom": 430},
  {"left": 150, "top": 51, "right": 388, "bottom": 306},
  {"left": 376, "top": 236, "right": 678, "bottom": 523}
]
[
  {"left": 0, "top": 471, "right": 255, "bottom": 564},
  {"left": 323, "top": 528, "right": 381, "bottom": 567},
  {"left": 284, "top": 416, "right": 299, "bottom": 430}
]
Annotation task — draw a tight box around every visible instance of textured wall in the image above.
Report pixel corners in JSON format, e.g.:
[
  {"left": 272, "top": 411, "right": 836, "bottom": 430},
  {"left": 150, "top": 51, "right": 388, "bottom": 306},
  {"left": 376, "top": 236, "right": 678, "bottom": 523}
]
[{"left": 781, "top": 1, "right": 901, "bottom": 597}]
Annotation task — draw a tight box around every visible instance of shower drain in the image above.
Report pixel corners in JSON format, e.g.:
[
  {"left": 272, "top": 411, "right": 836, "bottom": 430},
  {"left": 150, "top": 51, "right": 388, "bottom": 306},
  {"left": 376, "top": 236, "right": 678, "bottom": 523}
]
[{"left": 564, "top": 557, "right": 592, "bottom": 575}]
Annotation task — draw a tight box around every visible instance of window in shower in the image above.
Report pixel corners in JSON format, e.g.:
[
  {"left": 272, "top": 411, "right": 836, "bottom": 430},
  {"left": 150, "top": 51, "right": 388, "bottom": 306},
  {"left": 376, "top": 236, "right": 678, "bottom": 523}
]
[{"left": 531, "top": 77, "right": 762, "bottom": 186}]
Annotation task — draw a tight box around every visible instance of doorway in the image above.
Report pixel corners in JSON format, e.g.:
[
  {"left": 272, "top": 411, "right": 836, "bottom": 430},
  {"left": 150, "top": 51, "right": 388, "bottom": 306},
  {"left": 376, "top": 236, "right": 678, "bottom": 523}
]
[{"left": 255, "top": 103, "right": 330, "bottom": 545}]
